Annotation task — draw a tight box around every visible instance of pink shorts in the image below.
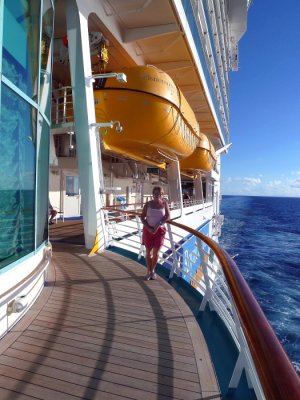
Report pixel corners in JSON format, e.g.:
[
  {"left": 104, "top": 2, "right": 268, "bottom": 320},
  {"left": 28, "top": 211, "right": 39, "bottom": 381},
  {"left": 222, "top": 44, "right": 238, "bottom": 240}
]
[{"left": 142, "top": 226, "right": 166, "bottom": 250}]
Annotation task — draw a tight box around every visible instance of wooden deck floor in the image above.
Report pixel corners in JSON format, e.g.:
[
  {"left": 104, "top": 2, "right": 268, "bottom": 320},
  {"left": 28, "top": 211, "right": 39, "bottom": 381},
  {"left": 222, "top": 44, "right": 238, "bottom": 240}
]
[
  {"left": 49, "top": 219, "right": 85, "bottom": 245},
  {"left": 0, "top": 238, "right": 220, "bottom": 399}
]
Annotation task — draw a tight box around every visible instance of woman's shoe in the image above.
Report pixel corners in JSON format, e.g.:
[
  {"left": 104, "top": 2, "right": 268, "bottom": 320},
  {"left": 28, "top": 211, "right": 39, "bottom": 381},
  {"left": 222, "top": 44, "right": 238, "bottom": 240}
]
[
  {"left": 151, "top": 272, "right": 157, "bottom": 280},
  {"left": 144, "top": 273, "right": 152, "bottom": 281}
]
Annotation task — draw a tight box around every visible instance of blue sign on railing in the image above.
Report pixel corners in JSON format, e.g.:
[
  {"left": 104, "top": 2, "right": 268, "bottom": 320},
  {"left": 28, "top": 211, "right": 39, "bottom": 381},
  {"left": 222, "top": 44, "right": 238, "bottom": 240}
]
[{"left": 163, "top": 222, "right": 209, "bottom": 286}]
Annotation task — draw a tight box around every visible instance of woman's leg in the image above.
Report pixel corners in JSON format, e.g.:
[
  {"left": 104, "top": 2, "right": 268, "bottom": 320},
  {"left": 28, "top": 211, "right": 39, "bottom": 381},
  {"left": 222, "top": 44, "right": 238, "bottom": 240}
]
[
  {"left": 150, "top": 228, "right": 166, "bottom": 278},
  {"left": 145, "top": 247, "right": 153, "bottom": 274},
  {"left": 150, "top": 247, "right": 160, "bottom": 278},
  {"left": 145, "top": 247, "right": 153, "bottom": 280}
]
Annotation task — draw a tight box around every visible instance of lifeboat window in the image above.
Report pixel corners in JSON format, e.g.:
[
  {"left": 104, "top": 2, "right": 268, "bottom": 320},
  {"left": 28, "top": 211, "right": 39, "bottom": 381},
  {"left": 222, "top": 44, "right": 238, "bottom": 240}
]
[{"left": 93, "top": 78, "right": 107, "bottom": 90}]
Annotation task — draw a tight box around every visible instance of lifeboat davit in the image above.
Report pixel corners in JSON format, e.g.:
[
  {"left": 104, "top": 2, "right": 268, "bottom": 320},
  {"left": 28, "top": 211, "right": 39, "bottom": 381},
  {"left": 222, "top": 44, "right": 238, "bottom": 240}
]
[
  {"left": 180, "top": 133, "right": 217, "bottom": 172},
  {"left": 94, "top": 65, "right": 200, "bottom": 168}
]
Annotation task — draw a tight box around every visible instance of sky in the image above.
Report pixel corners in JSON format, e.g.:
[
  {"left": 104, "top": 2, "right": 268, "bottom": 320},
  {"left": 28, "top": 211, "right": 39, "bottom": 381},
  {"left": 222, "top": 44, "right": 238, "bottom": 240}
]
[{"left": 221, "top": 0, "right": 300, "bottom": 197}]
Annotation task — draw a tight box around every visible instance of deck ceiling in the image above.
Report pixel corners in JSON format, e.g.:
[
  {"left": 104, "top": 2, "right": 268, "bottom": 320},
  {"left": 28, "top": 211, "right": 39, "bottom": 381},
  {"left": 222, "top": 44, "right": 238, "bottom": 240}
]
[{"left": 54, "top": 0, "right": 221, "bottom": 149}]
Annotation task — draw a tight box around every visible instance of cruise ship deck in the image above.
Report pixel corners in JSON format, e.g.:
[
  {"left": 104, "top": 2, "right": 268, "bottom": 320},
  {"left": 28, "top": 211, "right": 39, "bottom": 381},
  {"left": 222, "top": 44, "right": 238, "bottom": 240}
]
[{"left": 0, "top": 222, "right": 219, "bottom": 400}]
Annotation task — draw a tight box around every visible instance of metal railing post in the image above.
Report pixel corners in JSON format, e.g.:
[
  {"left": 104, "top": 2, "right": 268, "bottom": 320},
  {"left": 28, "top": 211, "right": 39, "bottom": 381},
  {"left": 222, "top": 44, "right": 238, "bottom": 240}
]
[
  {"left": 196, "top": 237, "right": 214, "bottom": 311},
  {"left": 55, "top": 100, "right": 59, "bottom": 124},
  {"left": 167, "top": 224, "right": 179, "bottom": 280},
  {"left": 63, "top": 87, "right": 67, "bottom": 123},
  {"left": 136, "top": 215, "right": 144, "bottom": 260},
  {"left": 228, "top": 299, "right": 260, "bottom": 393}
]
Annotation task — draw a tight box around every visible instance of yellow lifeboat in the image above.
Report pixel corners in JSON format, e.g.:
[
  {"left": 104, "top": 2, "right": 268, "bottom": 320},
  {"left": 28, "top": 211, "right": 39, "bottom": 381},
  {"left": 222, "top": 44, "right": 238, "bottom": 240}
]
[
  {"left": 94, "top": 65, "right": 200, "bottom": 168},
  {"left": 180, "top": 133, "right": 217, "bottom": 172}
]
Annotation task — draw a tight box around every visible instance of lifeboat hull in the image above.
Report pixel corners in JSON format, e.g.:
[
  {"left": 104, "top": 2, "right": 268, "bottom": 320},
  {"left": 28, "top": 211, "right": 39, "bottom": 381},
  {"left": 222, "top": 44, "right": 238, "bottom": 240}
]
[
  {"left": 180, "top": 134, "right": 217, "bottom": 172},
  {"left": 94, "top": 66, "right": 200, "bottom": 166}
]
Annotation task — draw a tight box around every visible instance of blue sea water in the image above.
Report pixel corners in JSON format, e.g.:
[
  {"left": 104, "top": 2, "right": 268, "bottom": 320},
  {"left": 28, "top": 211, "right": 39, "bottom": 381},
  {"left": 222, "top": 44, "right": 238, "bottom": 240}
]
[{"left": 219, "top": 195, "right": 300, "bottom": 373}]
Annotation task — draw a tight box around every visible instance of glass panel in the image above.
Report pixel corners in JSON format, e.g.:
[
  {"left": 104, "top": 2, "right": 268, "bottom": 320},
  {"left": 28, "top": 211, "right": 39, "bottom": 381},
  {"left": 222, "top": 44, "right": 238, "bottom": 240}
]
[
  {"left": 206, "top": 179, "right": 213, "bottom": 202},
  {"left": 66, "top": 176, "right": 79, "bottom": 196},
  {"left": 40, "top": 0, "right": 54, "bottom": 117},
  {"left": 2, "top": 0, "right": 41, "bottom": 100},
  {"left": 36, "top": 114, "right": 49, "bottom": 247},
  {"left": 0, "top": 84, "right": 36, "bottom": 269}
]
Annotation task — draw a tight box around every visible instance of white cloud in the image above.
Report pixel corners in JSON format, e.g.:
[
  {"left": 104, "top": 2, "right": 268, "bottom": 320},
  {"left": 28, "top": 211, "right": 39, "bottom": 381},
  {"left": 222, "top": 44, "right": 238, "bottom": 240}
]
[
  {"left": 221, "top": 175, "right": 300, "bottom": 197},
  {"left": 243, "top": 177, "right": 261, "bottom": 186},
  {"left": 268, "top": 180, "right": 282, "bottom": 187},
  {"left": 290, "top": 178, "right": 300, "bottom": 188}
]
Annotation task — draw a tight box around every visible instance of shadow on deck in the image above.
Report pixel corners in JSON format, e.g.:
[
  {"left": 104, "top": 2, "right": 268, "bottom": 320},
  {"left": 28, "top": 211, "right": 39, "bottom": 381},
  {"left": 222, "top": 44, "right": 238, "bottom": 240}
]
[
  {"left": 0, "top": 222, "right": 220, "bottom": 399},
  {"left": 49, "top": 219, "right": 85, "bottom": 245}
]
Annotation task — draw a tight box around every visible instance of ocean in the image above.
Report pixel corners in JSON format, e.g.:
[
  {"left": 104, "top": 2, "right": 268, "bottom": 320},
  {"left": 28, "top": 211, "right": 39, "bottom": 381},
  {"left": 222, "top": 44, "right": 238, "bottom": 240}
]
[{"left": 219, "top": 195, "right": 300, "bottom": 372}]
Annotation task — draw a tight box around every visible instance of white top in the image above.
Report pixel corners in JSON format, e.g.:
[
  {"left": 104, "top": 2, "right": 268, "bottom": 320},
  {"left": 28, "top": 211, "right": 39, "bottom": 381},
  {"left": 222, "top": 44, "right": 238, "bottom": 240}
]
[{"left": 146, "top": 206, "right": 165, "bottom": 228}]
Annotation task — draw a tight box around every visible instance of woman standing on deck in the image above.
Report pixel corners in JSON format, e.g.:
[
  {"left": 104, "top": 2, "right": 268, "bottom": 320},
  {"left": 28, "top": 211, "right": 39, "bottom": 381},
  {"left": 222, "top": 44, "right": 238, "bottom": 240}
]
[{"left": 141, "top": 186, "right": 170, "bottom": 280}]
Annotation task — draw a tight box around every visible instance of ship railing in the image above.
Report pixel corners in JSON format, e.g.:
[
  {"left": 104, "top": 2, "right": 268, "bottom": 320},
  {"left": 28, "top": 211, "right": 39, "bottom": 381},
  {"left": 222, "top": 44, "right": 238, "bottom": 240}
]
[
  {"left": 51, "top": 86, "right": 74, "bottom": 126},
  {"left": 171, "top": 198, "right": 206, "bottom": 210},
  {"left": 105, "top": 198, "right": 208, "bottom": 214},
  {"left": 102, "top": 207, "right": 300, "bottom": 400}
]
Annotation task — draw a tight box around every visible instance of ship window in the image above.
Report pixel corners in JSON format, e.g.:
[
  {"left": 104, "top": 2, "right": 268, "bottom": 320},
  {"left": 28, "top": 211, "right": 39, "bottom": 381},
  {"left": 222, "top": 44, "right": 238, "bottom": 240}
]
[
  {"left": 66, "top": 176, "right": 79, "bottom": 196},
  {"left": 0, "top": 84, "right": 36, "bottom": 269},
  {"left": 147, "top": 167, "right": 159, "bottom": 175}
]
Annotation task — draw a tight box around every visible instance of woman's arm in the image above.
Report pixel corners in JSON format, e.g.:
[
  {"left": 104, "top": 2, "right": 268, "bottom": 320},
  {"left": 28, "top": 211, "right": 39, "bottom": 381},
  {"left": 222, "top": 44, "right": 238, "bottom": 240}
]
[
  {"left": 164, "top": 200, "right": 171, "bottom": 222},
  {"left": 159, "top": 200, "right": 170, "bottom": 225},
  {"left": 153, "top": 200, "right": 171, "bottom": 232},
  {"left": 140, "top": 202, "right": 153, "bottom": 232}
]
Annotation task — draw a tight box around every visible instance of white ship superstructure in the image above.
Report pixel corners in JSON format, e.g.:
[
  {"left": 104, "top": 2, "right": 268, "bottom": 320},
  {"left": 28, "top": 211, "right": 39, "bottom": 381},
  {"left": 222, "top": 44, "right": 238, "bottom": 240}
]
[{"left": 48, "top": 0, "right": 251, "bottom": 251}]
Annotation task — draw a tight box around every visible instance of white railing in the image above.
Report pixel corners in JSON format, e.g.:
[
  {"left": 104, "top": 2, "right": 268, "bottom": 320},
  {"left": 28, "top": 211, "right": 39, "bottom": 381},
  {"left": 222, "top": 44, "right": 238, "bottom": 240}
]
[
  {"left": 102, "top": 207, "right": 263, "bottom": 397},
  {"left": 102, "top": 207, "right": 300, "bottom": 400},
  {"left": 191, "top": 0, "right": 229, "bottom": 138}
]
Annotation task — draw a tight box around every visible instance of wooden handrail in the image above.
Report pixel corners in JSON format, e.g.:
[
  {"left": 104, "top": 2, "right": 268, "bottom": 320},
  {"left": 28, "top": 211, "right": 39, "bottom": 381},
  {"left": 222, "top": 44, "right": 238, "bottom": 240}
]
[
  {"left": 104, "top": 202, "right": 143, "bottom": 208},
  {"left": 103, "top": 207, "right": 300, "bottom": 399},
  {"left": 168, "top": 219, "right": 300, "bottom": 400}
]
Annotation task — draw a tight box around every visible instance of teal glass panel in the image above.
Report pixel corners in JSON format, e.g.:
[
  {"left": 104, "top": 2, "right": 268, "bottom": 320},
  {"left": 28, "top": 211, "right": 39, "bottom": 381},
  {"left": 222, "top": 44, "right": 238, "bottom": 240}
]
[
  {"left": 2, "top": 0, "right": 41, "bottom": 101},
  {"left": 36, "top": 114, "right": 49, "bottom": 247},
  {"left": 0, "top": 83, "right": 36, "bottom": 269},
  {"left": 40, "top": 0, "right": 54, "bottom": 118}
]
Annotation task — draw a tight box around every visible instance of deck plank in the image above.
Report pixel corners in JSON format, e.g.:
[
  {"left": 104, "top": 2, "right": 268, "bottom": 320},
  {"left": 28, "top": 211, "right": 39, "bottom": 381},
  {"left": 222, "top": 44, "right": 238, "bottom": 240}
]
[{"left": 0, "top": 241, "right": 220, "bottom": 399}]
